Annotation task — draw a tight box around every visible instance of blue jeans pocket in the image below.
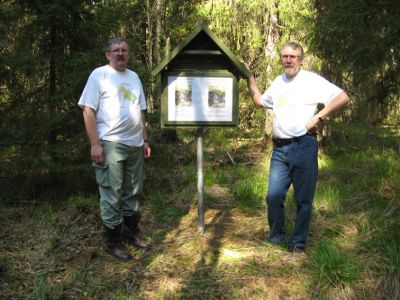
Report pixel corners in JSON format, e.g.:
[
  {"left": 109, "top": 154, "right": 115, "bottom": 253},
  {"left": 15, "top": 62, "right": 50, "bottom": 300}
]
[{"left": 92, "top": 162, "right": 110, "bottom": 187}]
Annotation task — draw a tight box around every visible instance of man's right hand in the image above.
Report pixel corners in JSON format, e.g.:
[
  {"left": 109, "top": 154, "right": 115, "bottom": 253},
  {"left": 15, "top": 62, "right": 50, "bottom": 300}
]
[
  {"left": 91, "top": 144, "right": 105, "bottom": 163},
  {"left": 243, "top": 63, "right": 263, "bottom": 108}
]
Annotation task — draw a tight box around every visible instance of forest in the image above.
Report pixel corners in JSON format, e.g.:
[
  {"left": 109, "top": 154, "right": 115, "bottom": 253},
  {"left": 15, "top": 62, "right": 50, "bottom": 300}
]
[{"left": 0, "top": 0, "right": 399, "bottom": 299}]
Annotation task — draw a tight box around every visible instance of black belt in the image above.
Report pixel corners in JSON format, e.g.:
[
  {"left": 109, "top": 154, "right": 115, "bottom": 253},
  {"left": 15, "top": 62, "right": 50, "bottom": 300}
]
[{"left": 272, "top": 132, "right": 316, "bottom": 147}]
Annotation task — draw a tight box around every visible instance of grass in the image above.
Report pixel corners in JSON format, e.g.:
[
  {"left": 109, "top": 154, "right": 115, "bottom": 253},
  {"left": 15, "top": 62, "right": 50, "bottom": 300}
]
[
  {"left": 308, "top": 239, "right": 359, "bottom": 286},
  {"left": 30, "top": 276, "right": 52, "bottom": 300},
  {"left": 0, "top": 122, "right": 399, "bottom": 299}
]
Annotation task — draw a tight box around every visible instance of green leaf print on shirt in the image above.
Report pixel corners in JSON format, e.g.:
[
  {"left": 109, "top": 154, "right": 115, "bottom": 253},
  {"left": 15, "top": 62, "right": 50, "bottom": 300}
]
[
  {"left": 119, "top": 85, "right": 137, "bottom": 103},
  {"left": 277, "top": 95, "right": 287, "bottom": 107}
]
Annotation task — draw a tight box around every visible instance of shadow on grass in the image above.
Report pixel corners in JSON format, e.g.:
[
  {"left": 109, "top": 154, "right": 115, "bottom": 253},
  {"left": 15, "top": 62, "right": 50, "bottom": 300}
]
[
  {"left": 180, "top": 210, "right": 232, "bottom": 298},
  {"left": 1, "top": 124, "right": 399, "bottom": 299}
]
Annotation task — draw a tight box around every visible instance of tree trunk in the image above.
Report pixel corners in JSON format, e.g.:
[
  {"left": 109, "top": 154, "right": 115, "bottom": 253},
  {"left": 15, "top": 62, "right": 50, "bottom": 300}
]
[
  {"left": 49, "top": 25, "right": 57, "bottom": 101},
  {"left": 155, "top": 0, "right": 163, "bottom": 65},
  {"left": 264, "top": 10, "right": 279, "bottom": 138},
  {"left": 145, "top": 0, "right": 154, "bottom": 112}
]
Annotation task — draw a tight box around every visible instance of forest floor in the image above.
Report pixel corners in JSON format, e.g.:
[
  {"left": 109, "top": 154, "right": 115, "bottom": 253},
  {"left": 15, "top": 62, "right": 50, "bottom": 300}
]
[{"left": 0, "top": 124, "right": 399, "bottom": 299}]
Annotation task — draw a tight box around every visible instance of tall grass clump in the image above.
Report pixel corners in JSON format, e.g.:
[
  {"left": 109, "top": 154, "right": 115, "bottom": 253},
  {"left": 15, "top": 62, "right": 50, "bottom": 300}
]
[
  {"left": 308, "top": 239, "right": 359, "bottom": 287},
  {"left": 384, "top": 240, "right": 400, "bottom": 273},
  {"left": 29, "top": 275, "right": 59, "bottom": 300},
  {"left": 315, "top": 185, "right": 342, "bottom": 215},
  {"left": 35, "top": 201, "right": 56, "bottom": 225},
  {"left": 375, "top": 241, "right": 400, "bottom": 300},
  {"left": 233, "top": 179, "right": 264, "bottom": 213}
]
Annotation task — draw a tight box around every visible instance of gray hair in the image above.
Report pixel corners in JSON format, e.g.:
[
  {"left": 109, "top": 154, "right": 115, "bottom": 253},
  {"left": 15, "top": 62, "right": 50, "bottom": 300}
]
[
  {"left": 104, "top": 37, "right": 128, "bottom": 53},
  {"left": 281, "top": 42, "right": 304, "bottom": 60}
]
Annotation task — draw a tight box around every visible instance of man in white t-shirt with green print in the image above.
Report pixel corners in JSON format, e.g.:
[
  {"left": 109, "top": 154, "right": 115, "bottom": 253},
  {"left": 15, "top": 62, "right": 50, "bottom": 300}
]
[
  {"left": 79, "top": 37, "right": 151, "bottom": 261},
  {"left": 246, "top": 42, "right": 349, "bottom": 254}
]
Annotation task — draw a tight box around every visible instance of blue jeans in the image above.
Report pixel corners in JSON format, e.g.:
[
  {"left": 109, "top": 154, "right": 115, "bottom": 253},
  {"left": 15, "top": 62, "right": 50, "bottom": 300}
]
[
  {"left": 266, "top": 134, "right": 318, "bottom": 249},
  {"left": 92, "top": 141, "right": 144, "bottom": 229}
]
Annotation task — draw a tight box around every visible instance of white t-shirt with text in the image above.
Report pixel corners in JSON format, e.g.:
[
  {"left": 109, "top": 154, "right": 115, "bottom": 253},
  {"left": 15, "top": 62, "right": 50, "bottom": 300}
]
[
  {"left": 78, "top": 65, "right": 147, "bottom": 147},
  {"left": 260, "top": 69, "right": 343, "bottom": 138}
]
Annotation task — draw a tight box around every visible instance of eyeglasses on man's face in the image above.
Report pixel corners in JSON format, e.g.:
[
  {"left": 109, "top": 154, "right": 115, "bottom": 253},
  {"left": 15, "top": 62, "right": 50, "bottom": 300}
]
[
  {"left": 281, "top": 55, "right": 300, "bottom": 61},
  {"left": 110, "top": 48, "right": 128, "bottom": 55}
]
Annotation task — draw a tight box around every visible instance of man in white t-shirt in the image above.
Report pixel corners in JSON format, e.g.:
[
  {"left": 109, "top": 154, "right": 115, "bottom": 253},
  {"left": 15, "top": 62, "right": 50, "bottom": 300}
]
[
  {"left": 246, "top": 42, "right": 349, "bottom": 253},
  {"left": 78, "top": 37, "right": 151, "bottom": 260}
]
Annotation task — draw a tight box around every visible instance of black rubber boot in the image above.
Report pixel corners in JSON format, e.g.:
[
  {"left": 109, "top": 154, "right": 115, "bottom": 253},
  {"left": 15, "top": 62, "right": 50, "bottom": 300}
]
[
  {"left": 123, "top": 213, "right": 152, "bottom": 250},
  {"left": 104, "top": 224, "right": 133, "bottom": 261}
]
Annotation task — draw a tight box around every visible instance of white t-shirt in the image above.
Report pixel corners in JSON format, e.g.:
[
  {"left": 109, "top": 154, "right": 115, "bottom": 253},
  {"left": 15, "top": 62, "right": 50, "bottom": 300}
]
[
  {"left": 260, "top": 69, "right": 343, "bottom": 138},
  {"left": 78, "top": 65, "right": 147, "bottom": 147}
]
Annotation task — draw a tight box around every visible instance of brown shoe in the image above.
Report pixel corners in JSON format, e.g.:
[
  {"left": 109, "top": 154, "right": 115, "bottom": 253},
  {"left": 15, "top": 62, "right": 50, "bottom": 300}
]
[
  {"left": 287, "top": 246, "right": 305, "bottom": 254},
  {"left": 104, "top": 224, "right": 133, "bottom": 261},
  {"left": 123, "top": 213, "right": 152, "bottom": 250}
]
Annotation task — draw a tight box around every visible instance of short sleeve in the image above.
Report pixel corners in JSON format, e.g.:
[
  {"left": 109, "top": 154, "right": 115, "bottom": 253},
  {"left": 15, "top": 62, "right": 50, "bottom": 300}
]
[
  {"left": 137, "top": 77, "right": 147, "bottom": 111},
  {"left": 78, "top": 70, "right": 101, "bottom": 110},
  {"left": 314, "top": 74, "right": 343, "bottom": 105}
]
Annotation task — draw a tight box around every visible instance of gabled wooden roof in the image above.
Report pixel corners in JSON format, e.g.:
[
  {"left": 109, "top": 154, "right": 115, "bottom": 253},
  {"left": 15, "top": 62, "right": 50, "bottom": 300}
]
[{"left": 151, "top": 23, "right": 251, "bottom": 78}]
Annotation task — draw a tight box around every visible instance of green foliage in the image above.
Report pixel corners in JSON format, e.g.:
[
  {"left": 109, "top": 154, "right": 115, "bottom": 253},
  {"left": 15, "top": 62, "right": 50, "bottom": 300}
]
[
  {"left": 35, "top": 201, "right": 55, "bottom": 224},
  {"left": 154, "top": 206, "right": 186, "bottom": 223},
  {"left": 29, "top": 275, "right": 59, "bottom": 300},
  {"left": 308, "top": 240, "right": 359, "bottom": 286},
  {"left": 64, "top": 193, "right": 98, "bottom": 208},
  {"left": 1, "top": 0, "right": 398, "bottom": 203},
  {"left": 321, "top": 224, "right": 344, "bottom": 239},
  {"left": 233, "top": 176, "right": 265, "bottom": 213},
  {"left": 384, "top": 240, "right": 400, "bottom": 273},
  {"left": 310, "top": 0, "right": 400, "bottom": 124},
  {"left": 276, "top": 0, "right": 315, "bottom": 41},
  {"left": 0, "top": 123, "right": 399, "bottom": 299},
  {"left": 0, "top": 1, "right": 399, "bottom": 296},
  {"left": 0, "top": 0, "right": 115, "bottom": 201}
]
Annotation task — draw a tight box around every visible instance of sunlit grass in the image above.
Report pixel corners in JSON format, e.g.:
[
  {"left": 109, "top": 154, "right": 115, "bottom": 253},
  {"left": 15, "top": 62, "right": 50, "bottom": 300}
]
[
  {"left": 233, "top": 178, "right": 265, "bottom": 213},
  {"left": 1, "top": 123, "right": 399, "bottom": 299},
  {"left": 308, "top": 239, "right": 360, "bottom": 286},
  {"left": 221, "top": 248, "right": 243, "bottom": 259},
  {"left": 315, "top": 185, "right": 342, "bottom": 215}
]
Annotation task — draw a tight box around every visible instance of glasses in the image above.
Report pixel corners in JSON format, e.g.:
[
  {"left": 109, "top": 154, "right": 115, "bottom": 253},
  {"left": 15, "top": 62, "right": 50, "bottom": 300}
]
[
  {"left": 281, "top": 55, "right": 300, "bottom": 61},
  {"left": 110, "top": 48, "right": 128, "bottom": 54}
]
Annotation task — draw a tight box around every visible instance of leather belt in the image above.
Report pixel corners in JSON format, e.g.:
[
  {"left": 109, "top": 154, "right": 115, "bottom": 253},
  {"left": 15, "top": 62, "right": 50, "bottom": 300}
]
[{"left": 272, "top": 132, "right": 316, "bottom": 147}]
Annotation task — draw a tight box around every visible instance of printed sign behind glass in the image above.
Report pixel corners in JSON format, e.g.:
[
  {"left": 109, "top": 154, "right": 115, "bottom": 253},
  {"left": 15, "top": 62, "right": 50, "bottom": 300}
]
[{"left": 167, "top": 76, "right": 233, "bottom": 122}]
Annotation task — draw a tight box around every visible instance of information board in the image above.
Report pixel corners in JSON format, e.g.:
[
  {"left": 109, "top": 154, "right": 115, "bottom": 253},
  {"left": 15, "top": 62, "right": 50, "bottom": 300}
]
[{"left": 161, "top": 71, "right": 238, "bottom": 127}]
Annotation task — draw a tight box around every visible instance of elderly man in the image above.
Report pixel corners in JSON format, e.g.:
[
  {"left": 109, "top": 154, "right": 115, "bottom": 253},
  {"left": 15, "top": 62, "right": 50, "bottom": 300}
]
[
  {"left": 79, "top": 37, "right": 151, "bottom": 260},
  {"left": 246, "top": 42, "right": 349, "bottom": 253}
]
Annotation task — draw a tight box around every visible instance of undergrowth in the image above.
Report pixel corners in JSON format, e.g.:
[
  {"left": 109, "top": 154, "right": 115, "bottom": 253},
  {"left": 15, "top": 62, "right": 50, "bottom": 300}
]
[{"left": 0, "top": 122, "right": 399, "bottom": 299}]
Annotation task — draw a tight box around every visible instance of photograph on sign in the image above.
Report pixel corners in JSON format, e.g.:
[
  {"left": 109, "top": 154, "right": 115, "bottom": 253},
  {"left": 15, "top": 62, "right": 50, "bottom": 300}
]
[
  {"left": 175, "top": 82, "right": 192, "bottom": 107},
  {"left": 167, "top": 76, "right": 233, "bottom": 122},
  {"left": 208, "top": 84, "right": 225, "bottom": 108}
]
